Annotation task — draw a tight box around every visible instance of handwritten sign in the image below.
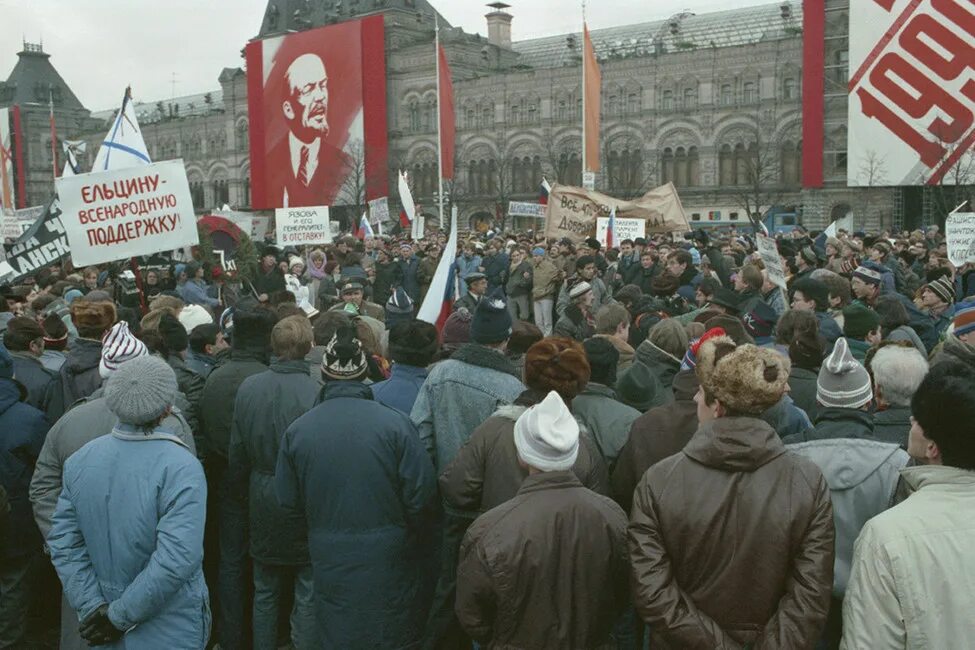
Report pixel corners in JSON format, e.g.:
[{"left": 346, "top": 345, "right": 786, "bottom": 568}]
[
  {"left": 757, "top": 234, "right": 787, "bottom": 290},
  {"left": 275, "top": 206, "right": 331, "bottom": 245},
  {"left": 596, "top": 217, "right": 646, "bottom": 243},
  {"left": 946, "top": 212, "right": 975, "bottom": 266},
  {"left": 508, "top": 201, "right": 546, "bottom": 218},
  {"left": 55, "top": 160, "right": 198, "bottom": 267}
]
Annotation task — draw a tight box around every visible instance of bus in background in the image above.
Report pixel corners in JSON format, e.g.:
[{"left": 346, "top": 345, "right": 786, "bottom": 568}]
[{"left": 687, "top": 205, "right": 801, "bottom": 234}]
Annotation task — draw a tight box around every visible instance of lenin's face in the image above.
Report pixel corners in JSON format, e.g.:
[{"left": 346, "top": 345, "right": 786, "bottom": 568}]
[{"left": 283, "top": 54, "right": 329, "bottom": 140}]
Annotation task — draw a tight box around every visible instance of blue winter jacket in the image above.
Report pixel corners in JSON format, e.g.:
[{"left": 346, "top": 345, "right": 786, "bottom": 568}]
[
  {"left": 48, "top": 424, "right": 209, "bottom": 649},
  {"left": 178, "top": 279, "right": 220, "bottom": 309},
  {"left": 371, "top": 363, "right": 428, "bottom": 415},
  {"left": 275, "top": 381, "right": 437, "bottom": 648},
  {"left": 454, "top": 254, "right": 482, "bottom": 282},
  {"left": 0, "top": 378, "right": 49, "bottom": 559}
]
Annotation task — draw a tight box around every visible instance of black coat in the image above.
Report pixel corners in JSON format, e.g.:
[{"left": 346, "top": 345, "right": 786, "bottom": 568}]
[
  {"left": 201, "top": 348, "right": 268, "bottom": 461},
  {"left": 275, "top": 381, "right": 437, "bottom": 648},
  {"left": 373, "top": 260, "right": 403, "bottom": 306},
  {"left": 9, "top": 353, "right": 56, "bottom": 413},
  {"left": 46, "top": 338, "right": 103, "bottom": 422},
  {"left": 397, "top": 256, "right": 421, "bottom": 302}
]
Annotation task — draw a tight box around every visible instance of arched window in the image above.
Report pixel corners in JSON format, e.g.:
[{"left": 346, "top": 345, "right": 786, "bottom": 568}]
[
  {"left": 466, "top": 108, "right": 476, "bottom": 128},
  {"left": 719, "top": 144, "right": 734, "bottom": 185},
  {"left": 236, "top": 121, "right": 249, "bottom": 150},
  {"left": 608, "top": 94, "right": 619, "bottom": 116},
  {"left": 557, "top": 100, "right": 567, "bottom": 121},
  {"left": 734, "top": 143, "right": 749, "bottom": 185},
  {"left": 627, "top": 93, "right": 639, "bottom": 114},
  {"left": 719, "top": 84, "right": 732, "bottom": 106},
  {"left": 661, "top": 90, "right": 674, "bottom": 110},
  {"left": 608, "top": 150, "right": 620, "bottom": 189},
  {"left": 674, "top": 147, "right": 688, "bottom": 186},
  {"left": 682, "top": 88, "right": 697, "bottom": 109},
  {"left": 510, "top": 104, "right": 521, "bottom": 124},
  {"left": 743, "top": 82, "right": 758, "bottom": 103},
  {"left": 661, "top": 148, "right": 675, "bottom": 184},
  {"left": 567, "top": 153, "right": 582, "bottom": 186},
  {"left": 482, "top": 105, "right": 494, "bottom": 126},
  {"left": 409, "top": 102, "right": 420, "bottom": 131},
  {"left": 781, "top": 140, "right": 802, "bottom": 185},
  {"left": 527, "top": 104, "right": 537, "bottom": 123},
  {"left": 783, "top": 77, "right": 798, "bottom": 100},
  {"left": 687, "top": 146, "right": 700, "bottom": 186}
]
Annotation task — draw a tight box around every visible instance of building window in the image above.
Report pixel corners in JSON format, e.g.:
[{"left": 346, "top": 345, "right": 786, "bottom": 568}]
[
  {"left": 719, "top": 144, "right": 734, "bottom": 185},
  {"left": 661, "top": 90, "right": 674, "bottom": 111},
  {"left": 510, "top": 104, "right": 520, "bottom": 124},
  {"left": 683, "top": 87, "right": 697, "bottom": 109},
  {"left": 661, "top": 148, "right": 675, "bottom": 184},
  {"left": 557, "top": 100, "right": 567, "bottom": 121},
  {"left": 608, "top": 95, "right": 619, "bottom": 116},
  {"left": 743, "top": 82, "right": 758, "bottom": 103},
  {"left": 719, "top": 84, "right": 733, "bottom": 106},
  {"left": 409, "top": 102, "right": 420, "bottom": 131},
  {"left": 781, "top": 140, "right": 801, "bottom": 185},
  {"left": 527, "top": 105, "right": 537, "bottom": 123},
  {"left": 466, "top": 108, "right": 476, "bottom": 129},
  {"left": 190, "top": 181, "right": 205, "bottom": 209},
  {"left": 783, "top": 77, "right": 798, "bottom": 100},
  {"left": 627, "top": 93, "right": 639, "bottom": 114},
  {"left": 482, "top": 105, "right": 494, "bottom": 126},
  {"left": 834, "top": 50, "right": 849, "bottom": 84}
]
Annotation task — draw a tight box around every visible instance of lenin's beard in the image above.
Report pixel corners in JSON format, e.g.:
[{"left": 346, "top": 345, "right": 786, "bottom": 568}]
[{"left": 289, "top": 92, "right": 329, "bottom": 144}]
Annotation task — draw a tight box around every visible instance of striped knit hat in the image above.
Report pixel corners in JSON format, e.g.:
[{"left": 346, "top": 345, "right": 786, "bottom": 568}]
[
  {"left": 99, "top": 321, "right": 149, "bottom": 378},
  {"left": 852, "top": 265, "right": 882, "bottom": 286},
  {"left": 954, "top": 301, "right": 975, "bottom": 338},
  {"left": 817, "top": 338, "right": 872, "bottom": 409},
  {"left": 925, "top": 275, "right": 954, "bottom": 305}
]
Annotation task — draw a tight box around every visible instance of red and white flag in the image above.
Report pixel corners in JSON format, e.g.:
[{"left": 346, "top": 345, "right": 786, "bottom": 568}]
[{"left": 417, "top": 205, "right": 458, "bottom": 331}]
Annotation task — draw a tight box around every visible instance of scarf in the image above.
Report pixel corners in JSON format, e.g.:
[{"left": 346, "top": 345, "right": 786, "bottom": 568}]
[{"left": 306, "top": 249, "right": 328, "bottom": 280}]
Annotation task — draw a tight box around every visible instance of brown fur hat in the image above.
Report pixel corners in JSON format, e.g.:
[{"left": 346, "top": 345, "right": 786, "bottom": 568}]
[
  {"left": 524, "top": 337, "right": 591, "bottom": 403},
  {"left": 694, "top": 334, "right": 737, "bottom": 395},
  {"left": 70, "top": 298, "right": 117, "bottom": 337},
  {"left": 710, "top": 344, "right": 790, "bottom": 415}
]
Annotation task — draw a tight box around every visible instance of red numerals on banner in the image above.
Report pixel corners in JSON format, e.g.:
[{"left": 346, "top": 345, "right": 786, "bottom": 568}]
[
  {"left": 873, "top": 0, "right": 896, "bottom": 10},
  {"left": 859, "top": 2, "right": 975, "bottom": 166}
]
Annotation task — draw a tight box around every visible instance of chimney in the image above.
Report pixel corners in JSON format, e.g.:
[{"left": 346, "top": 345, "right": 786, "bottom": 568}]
[{"left": 485, "top": 2, "right": 512, "bottom": 49}]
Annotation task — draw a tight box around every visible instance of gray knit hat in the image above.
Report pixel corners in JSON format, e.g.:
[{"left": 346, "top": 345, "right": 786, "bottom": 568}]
[
  {"left": 817, "top": 337, "right": 872, "bottom": 409},
  {"left": 105, "top": 356, "right": 178, "bottom": 425}
]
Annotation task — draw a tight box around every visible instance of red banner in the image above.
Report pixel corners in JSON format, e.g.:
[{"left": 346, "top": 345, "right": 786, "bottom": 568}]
[
  {"left": 438, "top": 44, "right": 455, "bottom": 181},
  {"left": 245, "top": 17, "right": 388, "bottom": 209}
]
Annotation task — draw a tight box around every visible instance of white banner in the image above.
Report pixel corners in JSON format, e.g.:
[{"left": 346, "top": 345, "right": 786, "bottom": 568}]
[
  {"left": 0, "top": 108, "right": 15, "bottom": 211},
  {"left": 757, "top": 234, "right": 787, "bottom": 290},
  {"left": 946, "top": 212, "right": 975, "bottom": 266},
  {"left": 508, "top": 201, "right": 546, "bottom": 218},
  {"left": 275, "top": 206, "right": 331, "bottom": 246},
  {"left": 847, "top": 1, "right": 975, "bottom": 186},
  {"left": 596, "top": 216, "right": 646, "bottom": 243},
  {"left": 55, "top": 160, "right": 199, "bottom": 267}
]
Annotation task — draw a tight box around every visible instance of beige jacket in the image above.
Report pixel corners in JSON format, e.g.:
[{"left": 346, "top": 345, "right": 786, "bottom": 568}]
[{"left": 841, "top": 465, "right": 975, "bottom": 649}]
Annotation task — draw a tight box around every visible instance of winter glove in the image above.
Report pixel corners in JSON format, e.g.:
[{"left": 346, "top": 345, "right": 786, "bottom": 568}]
[{"left": 80, "top": 605, "right": 124, "bottom": 646}]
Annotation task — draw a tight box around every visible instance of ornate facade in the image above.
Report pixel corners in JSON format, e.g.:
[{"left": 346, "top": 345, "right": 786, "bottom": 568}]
[{"left": 4, "top": 0, "right": 901, "bottom": 232}]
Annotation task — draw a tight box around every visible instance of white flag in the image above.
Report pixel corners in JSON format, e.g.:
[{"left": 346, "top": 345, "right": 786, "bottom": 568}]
[
  {"left": 61, "top": 140, "right": 87, "bottom": 177},
  {"left": 92, "top": 87, "right": 152, "bottom": 172},
  {"left": 399, "top": 170, "right": 415, "bottom": 224}
]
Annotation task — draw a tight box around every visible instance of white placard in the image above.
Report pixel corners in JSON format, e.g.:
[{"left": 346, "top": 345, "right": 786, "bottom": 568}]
[
  {"left": 1, "top": 210, "right": 19, "bottom": 241},
  {"left": 369, "top": 196, "right": 389, "bottom": 223},
  {"left": 946, "top": 213, "right": 975, "bottom": 266},
  {"left": 55, "top": 160, "right": 199, "bottom": 267},
  {"left": 508, "top": 201, "right": 545, "bottom": 218},
  {"left": 757, "top": 234, "right": 787, "bottom": 290},
  {"left": 847, "top": 1, "right": 975, "bottom": 186},
  {"left": 275, "top": 206, "right": 331, "bottom": 246},
  {"left": 583, "top": 171, "right": 596, "bottom": 190},
  {"left": 596, "top": 217, "right": 646, "bottom": 243}
]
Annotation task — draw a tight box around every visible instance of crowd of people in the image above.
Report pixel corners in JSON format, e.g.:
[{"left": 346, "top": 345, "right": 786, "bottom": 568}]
[{"left": 0, "top": 220, "right": 973, "bottom": 649}]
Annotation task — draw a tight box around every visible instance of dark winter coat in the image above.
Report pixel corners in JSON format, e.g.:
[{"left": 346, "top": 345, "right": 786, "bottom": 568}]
[
  {"left": 439, "top": 394, "right": 609, "bottom": 516},
  {"left": 612, "top": 369, "right": 698, "bottom": 513},
  {"left": 201, "top": 348, "right": 268, "bottom": 461},
  {"left": 373, "top": 260, "right": 403, "bottom": 305},
  {"left": 397, "top": 256, "right": 421, "bottom": 301},
  {"left": 788, "top": 366, "right": 821, "bottom": 424},
  {"left": 482, "top": 251, "right": 509, "bottom": 291},
  {"left": 9, "top": 352, "right": 56, "bottom": 413},
  {"left": 503, "top": 260, "right": 533, "bottom": 298},
  {"left": 629, "top": 416, "right": 834, "bottom": 649},
  {"left": 616, "top": 338, "right": 682, "bottom": 411},
  {"left": 0, "top": 378, "right": 48, "bottom": 559},
  {"left": 783, "top": 407, "right": 875, "bottom": 445},
  {"left": 553, "top": 304, "right": 595, "bottom": 342},
  {"left": 630, "top": 264, "right": 660, "bottom": 296},
  {"left": 46, "top": 337, "right": 103, "bottom": 421},
  {"left": 456, "top": 471, "right": 628, "bottom": 649},
  {"left": 872, "top": 406, "right": 911, "bottom": 448},
  {"left": 168, "top": 354, "right": 205, "bottom": 436},
  {"left": 370, "top": 363, "right": 428, "bottom": 415},
  {"left": 571, "top": 383, "right": 641, "bottom": 469},
  {"left": 760, "top": 395, "right": 814, "bottom": 439},
  {"left": 815, "top": 311, "right": 842, "bottom": 347},
  {"left": 229, "top": 359, "right": 318, "bottom": 565},
  {"left": 276, "top": 381, "right": 437, "bottom": 648},
  {"left": 252, "top": 266, "right": 286, "bottom": 297}
]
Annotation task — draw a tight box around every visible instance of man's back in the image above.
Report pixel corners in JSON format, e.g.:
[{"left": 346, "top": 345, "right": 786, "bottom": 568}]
[
  {"left": 629, "top": 416, "right": 834, "bottom": 648},
  {"left": 457, "top": 471, "right": 628, "bottom": 649},
  {"left": 841, "top": 466, "right": 975, "bottom": 649}
]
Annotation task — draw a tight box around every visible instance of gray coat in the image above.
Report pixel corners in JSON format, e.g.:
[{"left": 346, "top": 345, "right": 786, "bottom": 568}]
[
  {"left": 556, "top": 276, "right": 610, "bottom": 317},
  {"left": 787, "top": 437, "right": 908, "bottom": 597},
  {"left": 411, "top": 343, "right": 524, "bottom": 472},
  {"left": 571, "top": 383, "right": 641, "bottom": 469},
  {"left": 872, "top": 406, "right": 911, "bottom": 449},
  {"left": 29, "top": 391, "right": 195, "bottom": 539},
  {"left": 228, "top": 359, "right": 318, "bottom": 565}
]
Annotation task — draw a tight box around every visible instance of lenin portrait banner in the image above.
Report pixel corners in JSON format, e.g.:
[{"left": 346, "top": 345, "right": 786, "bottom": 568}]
[{"left": 245, "top": 16, "right": 388, "bottom": 210}]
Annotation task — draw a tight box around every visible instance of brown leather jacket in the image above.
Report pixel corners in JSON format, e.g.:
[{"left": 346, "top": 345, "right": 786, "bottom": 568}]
[
  {"left": 457, "top": 471, "right": 629, "bottom": 649},
  {"left": 440, "top": 399, "right": 609, "bottom": 515},
  {"left": 629, "top": 416, "right": 834, "bottom": 649}
]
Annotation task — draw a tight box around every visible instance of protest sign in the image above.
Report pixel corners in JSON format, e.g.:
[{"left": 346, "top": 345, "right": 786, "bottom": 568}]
[
  {"left": 508, "top": 201, "right": 545, "bottom": 218},
  {"left": 55, "top": 160, "right": 199, "bottom": 267},
  {"left": 757, "top": 234, "right": 787, "bottom": 290},
  {"left": 369, "top": 196, "right": 390, "bottom": 224},
  {"left": 946, "top": 213, "right": 975, "bottom": 266},
  {"left": 1, "top": 210, "right": 18, "bottom": 242},
  {"left": 1, "top": 199, "right": 70, "bottom": 283},
  {"left": 212, "top": 209, "right": 270, "bottom": 241},
  {"left": 275, "top": 206, "right": 331, "bottom": 245},
  {"left": 544, "top": 182, "right": 689, "bottom": 243},
  {"left": 596, "top": 216, "right": 645, "bottom": 243}
]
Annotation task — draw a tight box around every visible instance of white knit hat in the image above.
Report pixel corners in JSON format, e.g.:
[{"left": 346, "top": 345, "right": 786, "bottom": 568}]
[
  {"left": 514, "top": 391, "right": 579, "bottom": 471},
  {"left": 817, "top": 338, "right": 873, "bottom": 409},
  {"left": 178, "top": 304, "right": 214, "bottom": 334},
  {"left": 99, "top": 321, "right": 148, "bottom": 378}
]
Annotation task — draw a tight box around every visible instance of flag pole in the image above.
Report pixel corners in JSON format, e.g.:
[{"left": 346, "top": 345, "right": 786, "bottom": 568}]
[
  {"left": 581, "top": 0, "right": 587, "bottom": 179},
  {"left": 435, "top": 15, "right": 445, "bottom": 229},
  {"left": 49, "top": 87, "right": 58, "bottom": 180}
]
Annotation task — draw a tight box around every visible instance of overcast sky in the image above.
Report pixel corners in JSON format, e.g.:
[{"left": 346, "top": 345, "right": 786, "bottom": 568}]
[{"left": 1, "top": 0, "right": 737, "bottom": 112}]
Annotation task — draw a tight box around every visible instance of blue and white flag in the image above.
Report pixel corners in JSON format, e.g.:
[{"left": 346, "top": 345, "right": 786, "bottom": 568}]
[
  {"left": 92, "top": 87, "right": 152, "bottom": 172},
  {"left": 360, "top": 212, "right": 374, "bottom": 238}
]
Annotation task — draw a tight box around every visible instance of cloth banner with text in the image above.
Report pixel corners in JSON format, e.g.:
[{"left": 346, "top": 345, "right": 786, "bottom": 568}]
[
  {"left": 55, "top": 160, "right": 199, "bottom": 267},
  {"left": 544, "top": 182, "right": 689, "bottom": 243},
  {"left": 0, "top": 199, "right": 69, "bottom": 284}
]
